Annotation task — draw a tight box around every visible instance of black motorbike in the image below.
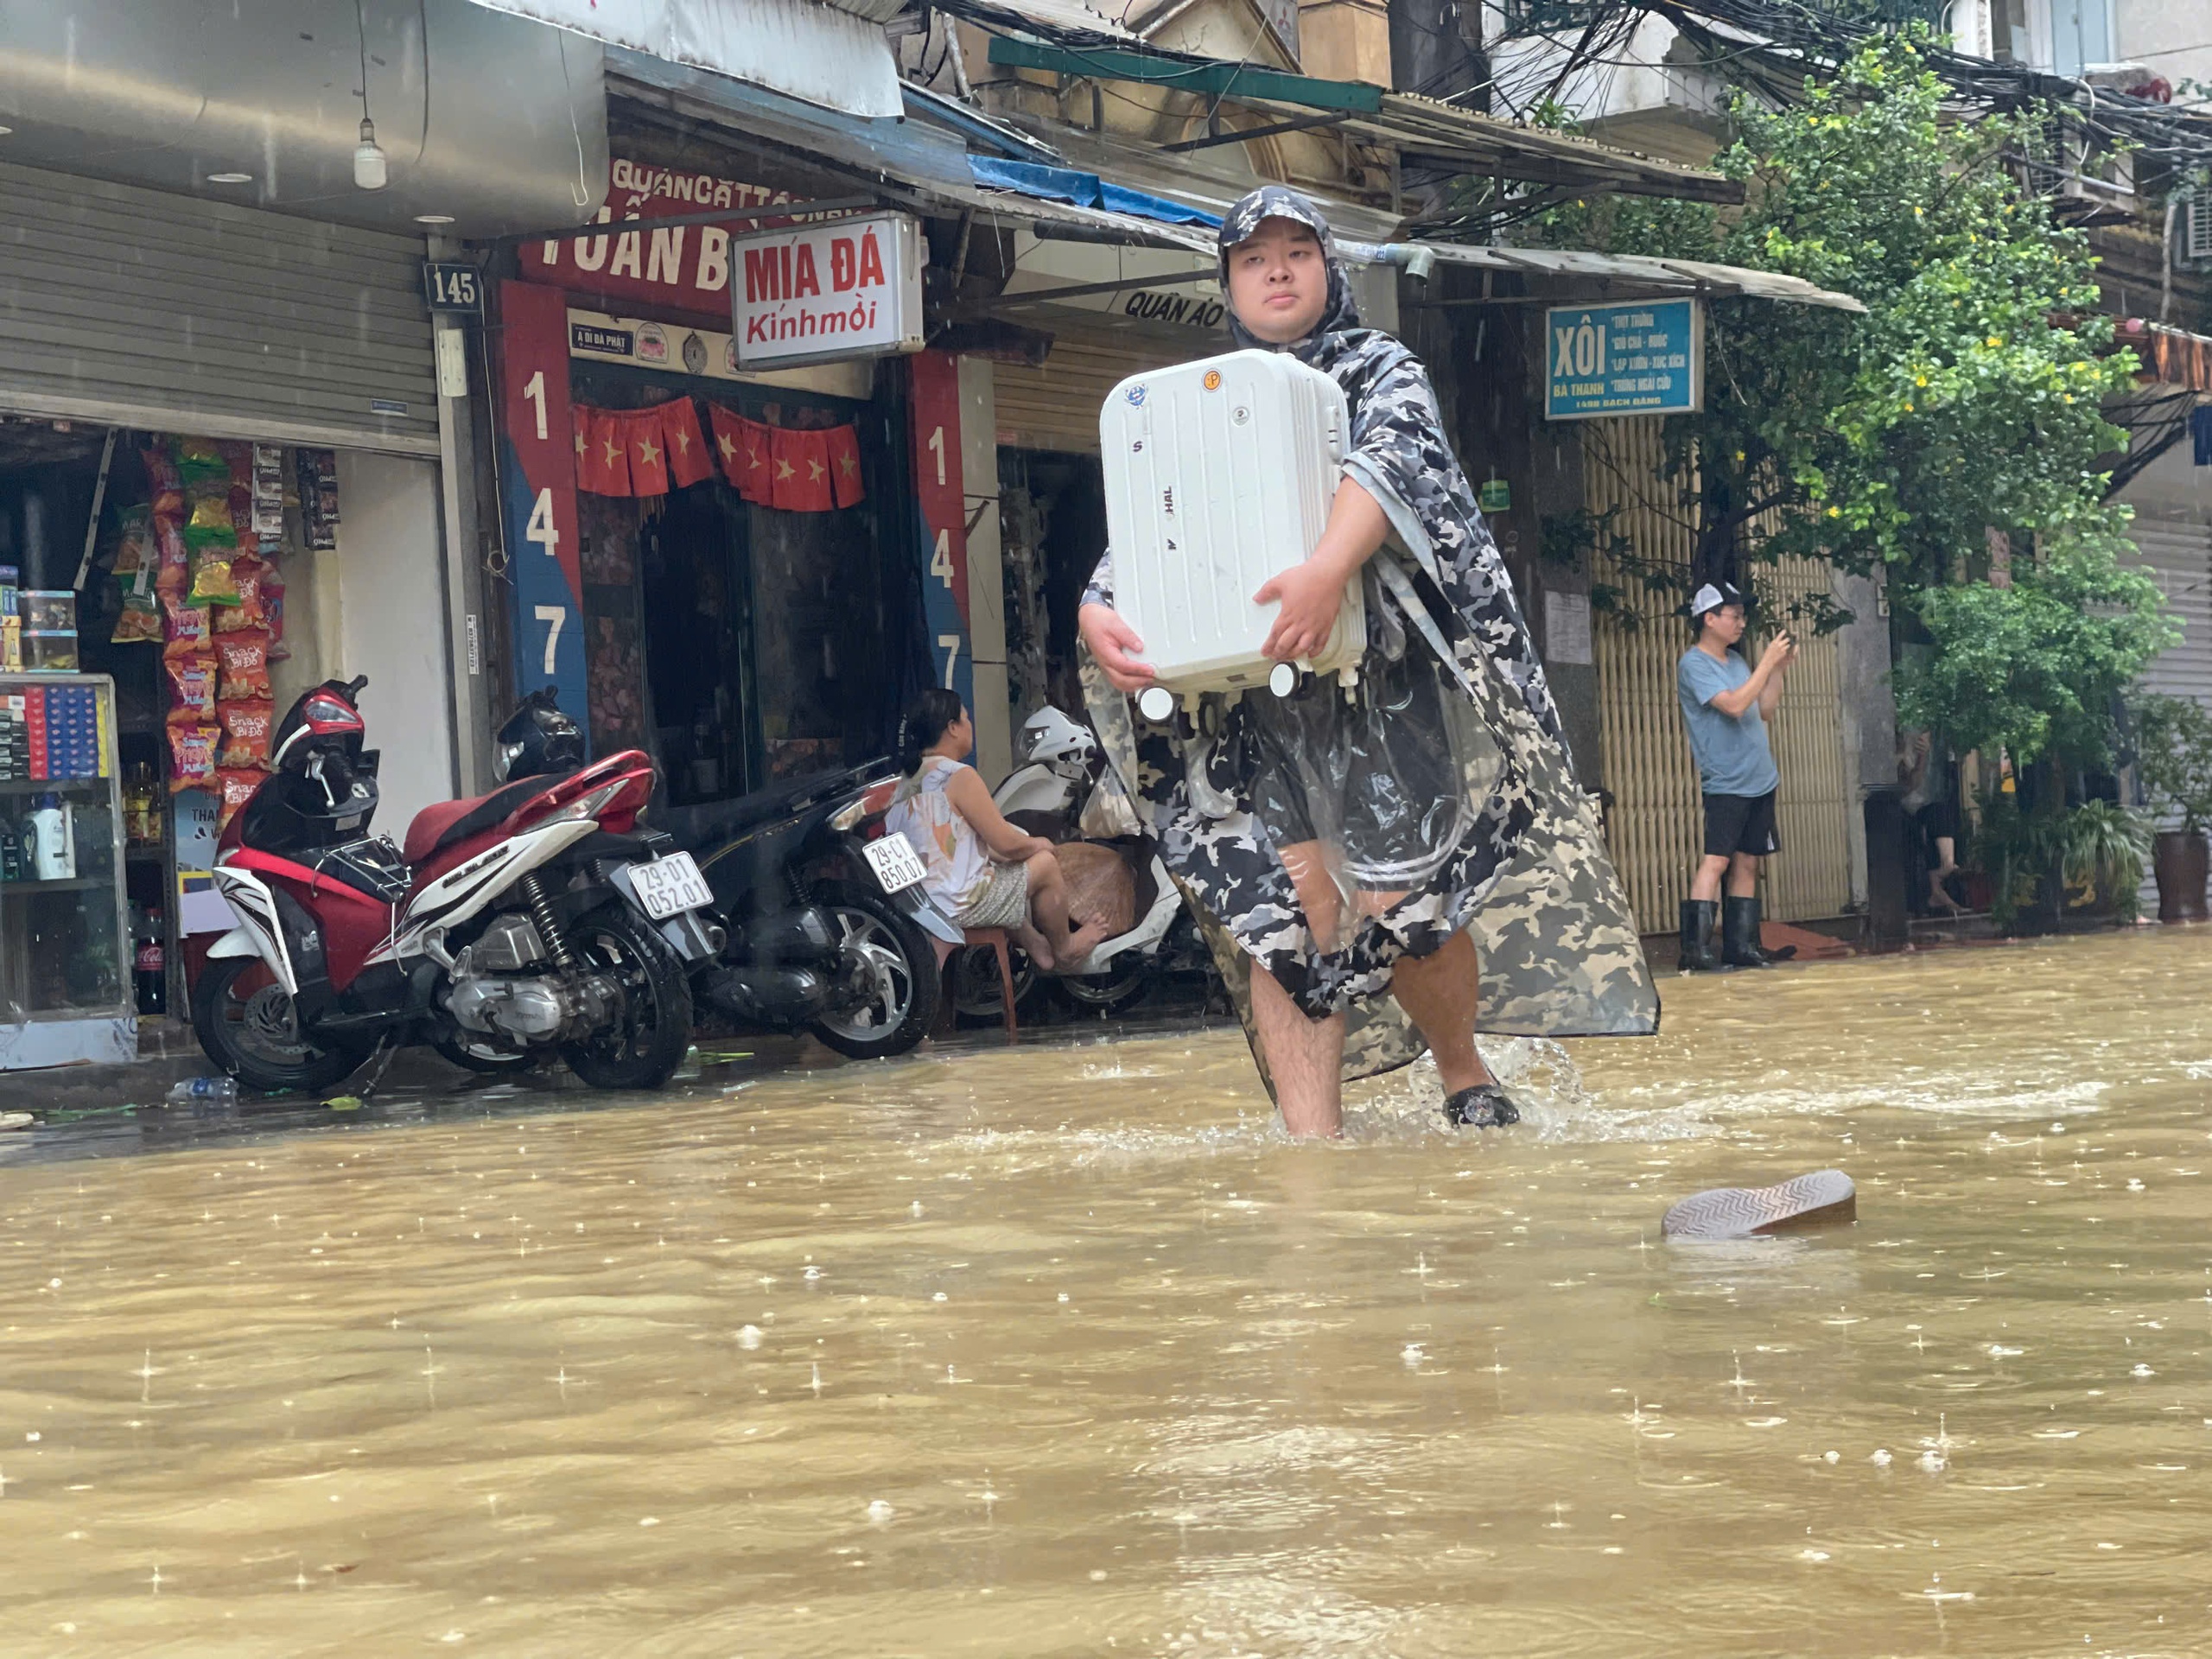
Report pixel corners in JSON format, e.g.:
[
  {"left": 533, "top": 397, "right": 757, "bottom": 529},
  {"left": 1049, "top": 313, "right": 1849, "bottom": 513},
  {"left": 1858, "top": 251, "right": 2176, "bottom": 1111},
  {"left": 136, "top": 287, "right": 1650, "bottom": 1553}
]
[{"left": 658, "top": 760, "right": 956, "bottom": 1061}]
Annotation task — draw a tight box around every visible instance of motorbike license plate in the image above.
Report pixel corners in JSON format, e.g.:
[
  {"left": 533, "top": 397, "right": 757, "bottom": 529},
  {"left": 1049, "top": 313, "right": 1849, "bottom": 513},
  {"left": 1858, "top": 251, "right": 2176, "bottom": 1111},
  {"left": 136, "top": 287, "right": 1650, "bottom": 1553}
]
[
  {"left": 862, "top": 833, "right": 925, "bottom": 894},
  {"left": 631, "top": 852, "right": 714, "bottom": 920}
]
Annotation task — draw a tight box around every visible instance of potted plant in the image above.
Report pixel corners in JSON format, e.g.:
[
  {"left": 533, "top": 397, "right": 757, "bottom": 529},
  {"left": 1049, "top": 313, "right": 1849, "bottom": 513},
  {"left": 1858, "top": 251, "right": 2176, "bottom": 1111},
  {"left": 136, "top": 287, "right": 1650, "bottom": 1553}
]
[
  {"left": 2054, "top": 798, "right": 2151, "bottom": 924},
  {"left": 2130, "top": 693, "right": 2212, "bottom": 923}
]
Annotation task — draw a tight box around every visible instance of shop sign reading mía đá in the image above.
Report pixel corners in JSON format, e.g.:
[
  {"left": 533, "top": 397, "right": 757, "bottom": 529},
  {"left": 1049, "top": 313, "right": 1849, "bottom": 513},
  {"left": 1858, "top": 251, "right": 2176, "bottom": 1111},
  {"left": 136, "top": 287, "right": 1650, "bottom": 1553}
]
[{"left": 730, "top": 213, "right": 925, "bottom": 370}]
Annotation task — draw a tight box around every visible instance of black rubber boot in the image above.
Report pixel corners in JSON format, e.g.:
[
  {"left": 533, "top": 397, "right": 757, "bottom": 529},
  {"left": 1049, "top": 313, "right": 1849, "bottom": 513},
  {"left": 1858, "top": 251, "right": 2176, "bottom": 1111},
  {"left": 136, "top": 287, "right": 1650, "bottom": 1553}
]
[
  {"left": 1444, "top": 1084, "right": 1523, "bottom": 1128},
  {"left": 1722, "top": 895, "right": 1783, "bottom": 968},
  {"left": 1678, "top": 899, "right": 1725, "bottom": 972}
]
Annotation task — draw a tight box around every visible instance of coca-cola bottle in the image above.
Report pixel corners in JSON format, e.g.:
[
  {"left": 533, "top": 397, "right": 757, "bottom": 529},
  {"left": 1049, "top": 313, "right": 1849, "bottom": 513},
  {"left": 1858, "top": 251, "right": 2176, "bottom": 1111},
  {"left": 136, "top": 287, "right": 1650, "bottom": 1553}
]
[{"left": 134, "top": 910, "right": 167, "bottom": 1016}]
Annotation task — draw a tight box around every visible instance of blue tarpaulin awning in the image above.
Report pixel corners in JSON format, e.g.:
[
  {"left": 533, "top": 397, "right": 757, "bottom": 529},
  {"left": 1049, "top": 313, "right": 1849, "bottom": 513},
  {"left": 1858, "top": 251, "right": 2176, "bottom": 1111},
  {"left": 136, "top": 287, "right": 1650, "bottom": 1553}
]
[{"left": 968, "top": 157, "right": 1221, "bottom": 230}]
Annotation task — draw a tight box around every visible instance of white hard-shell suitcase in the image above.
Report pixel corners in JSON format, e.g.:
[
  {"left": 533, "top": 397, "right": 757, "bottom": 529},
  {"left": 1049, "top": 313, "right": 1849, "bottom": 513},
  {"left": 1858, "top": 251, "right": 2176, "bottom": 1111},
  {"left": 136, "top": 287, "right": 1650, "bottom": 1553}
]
[{"left": 1100, "top": 349, "right": 1365, "bottom": 713}]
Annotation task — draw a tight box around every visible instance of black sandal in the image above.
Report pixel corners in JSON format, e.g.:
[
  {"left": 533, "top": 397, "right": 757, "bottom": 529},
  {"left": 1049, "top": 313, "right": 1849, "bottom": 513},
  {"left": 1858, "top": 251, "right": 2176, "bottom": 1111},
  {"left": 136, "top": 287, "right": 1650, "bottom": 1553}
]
[{"left": 1443, "top": 1084, "right": 1522, "bottom": 1128}]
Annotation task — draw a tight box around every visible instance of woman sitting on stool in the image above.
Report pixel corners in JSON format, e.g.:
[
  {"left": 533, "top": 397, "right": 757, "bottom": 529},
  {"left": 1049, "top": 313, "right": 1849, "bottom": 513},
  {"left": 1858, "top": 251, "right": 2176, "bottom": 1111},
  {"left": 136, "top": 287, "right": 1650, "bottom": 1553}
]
[{"left": 885, "top": 689, "right": 1107, "bottom": 971}]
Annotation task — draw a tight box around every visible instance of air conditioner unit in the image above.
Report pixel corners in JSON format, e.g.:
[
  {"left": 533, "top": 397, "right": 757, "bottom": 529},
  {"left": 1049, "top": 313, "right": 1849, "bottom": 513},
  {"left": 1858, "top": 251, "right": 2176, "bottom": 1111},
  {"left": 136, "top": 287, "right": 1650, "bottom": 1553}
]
[{"left": 2184, "top": 192, "right": 2212, "bottom": 265}]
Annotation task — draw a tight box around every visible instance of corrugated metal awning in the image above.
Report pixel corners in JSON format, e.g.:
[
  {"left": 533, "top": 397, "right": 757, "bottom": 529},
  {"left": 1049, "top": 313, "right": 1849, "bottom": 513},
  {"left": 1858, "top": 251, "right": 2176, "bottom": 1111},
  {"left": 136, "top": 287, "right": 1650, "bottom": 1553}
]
[
  {"left": 462, "top": 0, "right": 904, "bottom": 118},
  {"left": 1349, "top": 239, "right": 1867, "bottom": 313}
]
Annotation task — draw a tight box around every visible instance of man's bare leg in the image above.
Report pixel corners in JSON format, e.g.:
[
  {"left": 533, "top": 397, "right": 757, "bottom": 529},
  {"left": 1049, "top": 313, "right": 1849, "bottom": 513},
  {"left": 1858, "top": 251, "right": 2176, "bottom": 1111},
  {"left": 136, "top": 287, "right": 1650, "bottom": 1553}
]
[
  {"left": 1249, "top": 963, "right": 1346, "bottom": 1137},
  {"left": 1389, "top": 929, "right": 1491, "bottom": 1095}
]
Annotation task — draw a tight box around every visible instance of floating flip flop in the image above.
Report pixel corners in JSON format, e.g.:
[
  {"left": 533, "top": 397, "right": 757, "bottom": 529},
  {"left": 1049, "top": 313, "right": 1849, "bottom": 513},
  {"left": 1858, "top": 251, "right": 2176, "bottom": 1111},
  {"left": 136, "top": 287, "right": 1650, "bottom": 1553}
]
[{"left": 1661, "top": 1169, "right": 1856, "bottom": 1239}]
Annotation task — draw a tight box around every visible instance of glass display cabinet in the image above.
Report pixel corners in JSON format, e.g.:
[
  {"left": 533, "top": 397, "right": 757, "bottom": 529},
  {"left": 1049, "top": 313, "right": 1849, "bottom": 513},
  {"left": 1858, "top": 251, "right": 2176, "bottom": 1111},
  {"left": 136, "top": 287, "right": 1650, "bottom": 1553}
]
[{"left": 1, "top": 672, "right": 136, "bottom": 1071}]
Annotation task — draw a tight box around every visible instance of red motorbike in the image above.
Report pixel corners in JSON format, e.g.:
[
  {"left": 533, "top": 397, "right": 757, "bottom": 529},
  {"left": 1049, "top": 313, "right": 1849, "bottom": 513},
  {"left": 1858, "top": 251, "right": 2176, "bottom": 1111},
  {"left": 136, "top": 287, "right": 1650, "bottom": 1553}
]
[{"left": 194, "top": 677, "right": 715, "bottom": 1093}]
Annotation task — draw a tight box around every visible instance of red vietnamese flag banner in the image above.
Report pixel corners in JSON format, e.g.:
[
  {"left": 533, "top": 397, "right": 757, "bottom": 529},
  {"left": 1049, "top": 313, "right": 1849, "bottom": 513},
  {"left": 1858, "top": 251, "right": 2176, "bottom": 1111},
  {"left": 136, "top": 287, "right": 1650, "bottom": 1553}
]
[
  {"left": 824, "top": 425, "right": 865, "bottom": 508},
  {"left": 732, "top": 412, "right": 774, "bottom": 503},
  {"left": 582, "top": 408, "right": 632, "bottom": 496},
  {"left": 661, "top": 398, "right": 715, "bottom": 488},
  {"left": 626, "top": 407, "right": 671, "bottom": 496},
  {"left": 708, "top": 403, "right": 766, "bottom": 502},
  {"left": 771, "top": 427, "right": 833, "bottom": 512}
]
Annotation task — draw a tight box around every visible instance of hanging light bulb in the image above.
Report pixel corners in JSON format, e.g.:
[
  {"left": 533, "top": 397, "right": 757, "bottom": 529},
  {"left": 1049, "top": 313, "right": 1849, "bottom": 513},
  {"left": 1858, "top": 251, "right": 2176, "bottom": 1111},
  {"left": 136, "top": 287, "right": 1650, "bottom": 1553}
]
[{"left": 353, "top": 116, "right": 387, "bottom": 191}]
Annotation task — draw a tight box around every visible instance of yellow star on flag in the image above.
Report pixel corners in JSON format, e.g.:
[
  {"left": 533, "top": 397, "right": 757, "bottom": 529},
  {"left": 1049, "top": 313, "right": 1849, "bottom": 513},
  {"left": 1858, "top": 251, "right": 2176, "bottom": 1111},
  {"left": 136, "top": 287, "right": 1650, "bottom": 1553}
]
[
  {"left": 636, "top": 435, "right": 661, "bottom": 467},
  {"left": 808, "top": 456, "right": 827, "bottom": 483},
  {"left": 838, "top": 453, "right": 858, "bottom": 479},
  {"left": 574, "top": 424, "right": 588, "bottom": 459},
  {"left": 717, "top": 431, "right": 736, "bottom": 462},
  {"left": 775, "top": 458, "right": 796, "bottom": 481},
  {"left": 671, "top": 425, "right": 691, "bottom": 455},
  {"left": 601, "top": 435, "right": 623, "bottom": 467}
]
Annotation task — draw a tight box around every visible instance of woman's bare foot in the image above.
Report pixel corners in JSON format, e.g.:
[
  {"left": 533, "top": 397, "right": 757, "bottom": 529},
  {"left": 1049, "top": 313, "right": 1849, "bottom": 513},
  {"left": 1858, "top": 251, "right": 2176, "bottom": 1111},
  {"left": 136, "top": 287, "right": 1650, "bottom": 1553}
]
[
  {"left": 1011, "top": 922, "right": 1054, "bottom": 972},
  {"left": 1055, "top": 916, "right": 1113, "bottom": 970}
]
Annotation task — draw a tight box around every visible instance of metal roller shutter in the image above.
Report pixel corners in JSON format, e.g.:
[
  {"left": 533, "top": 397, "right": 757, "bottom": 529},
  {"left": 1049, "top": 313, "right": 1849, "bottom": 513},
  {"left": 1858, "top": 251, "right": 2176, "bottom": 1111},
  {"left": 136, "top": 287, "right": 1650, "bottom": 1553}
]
[
  {"left": 0, "top": 160, "right": 438, "bottom": 454},
  {"left": 993, "top": 328, "right": 1189, "bottom": 454},
  {"left": 2125, "top": 516, "right": 2212, "bottom": 912}
]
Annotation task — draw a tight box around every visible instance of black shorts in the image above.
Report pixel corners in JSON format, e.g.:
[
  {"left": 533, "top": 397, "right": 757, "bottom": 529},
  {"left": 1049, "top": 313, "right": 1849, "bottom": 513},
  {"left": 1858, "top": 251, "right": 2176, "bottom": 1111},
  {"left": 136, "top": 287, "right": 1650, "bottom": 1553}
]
[
  {"left": 1913, "top": 800, "right": 1959, "bottom": 845},
  {"left": 1703, "top": 790, "right": 1780, "bottom": 858}
]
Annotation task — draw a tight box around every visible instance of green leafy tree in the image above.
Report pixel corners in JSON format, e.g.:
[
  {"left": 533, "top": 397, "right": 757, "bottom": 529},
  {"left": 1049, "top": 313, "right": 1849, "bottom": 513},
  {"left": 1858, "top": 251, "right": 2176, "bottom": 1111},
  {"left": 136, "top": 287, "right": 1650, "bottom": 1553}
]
[{"left": 1530, "top": 29, "right": 2170, "bottom": 774}]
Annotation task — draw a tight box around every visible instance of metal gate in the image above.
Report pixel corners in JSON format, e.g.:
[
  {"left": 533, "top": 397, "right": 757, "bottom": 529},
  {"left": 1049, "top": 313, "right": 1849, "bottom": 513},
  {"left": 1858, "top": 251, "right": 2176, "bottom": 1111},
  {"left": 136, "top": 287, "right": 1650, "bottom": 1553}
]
[
  {"left": 1584, "top": 416, "right": 1853, "bottom": 931},
  {"left": 992, "top": 327, "right": 1188, "bottom": 454},
  {"left": 0, "top": 159, "right": 437, "bottom": 454},
  {"left": 2125, "top": 515, "right": 2212, "bottom": 912}
]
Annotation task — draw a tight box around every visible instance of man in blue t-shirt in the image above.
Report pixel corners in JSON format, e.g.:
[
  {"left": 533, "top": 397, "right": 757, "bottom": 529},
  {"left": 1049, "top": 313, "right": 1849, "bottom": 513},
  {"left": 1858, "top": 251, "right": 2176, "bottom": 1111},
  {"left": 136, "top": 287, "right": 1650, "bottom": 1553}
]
[{"left": 1675, "top": 582, "right": 1796, "bottom": 971}]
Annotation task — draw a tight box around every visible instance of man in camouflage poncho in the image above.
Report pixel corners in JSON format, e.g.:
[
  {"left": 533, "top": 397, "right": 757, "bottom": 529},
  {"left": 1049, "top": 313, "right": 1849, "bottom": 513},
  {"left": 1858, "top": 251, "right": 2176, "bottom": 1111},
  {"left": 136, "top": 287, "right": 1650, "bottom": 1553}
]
[{"left": 1079, "top": 187, "right": 1656, "bottom": 1136}]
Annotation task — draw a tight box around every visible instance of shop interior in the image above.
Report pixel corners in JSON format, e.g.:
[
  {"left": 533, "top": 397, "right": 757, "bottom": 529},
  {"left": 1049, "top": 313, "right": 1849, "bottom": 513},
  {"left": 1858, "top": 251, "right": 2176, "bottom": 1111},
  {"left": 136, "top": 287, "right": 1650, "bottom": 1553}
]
[
  {"left": 0, "top": 415, "right": 346, "bottom": 1046},
  {"left": 567, "top": 361, "right": 924, "bottom": 810},
  {"left": 997, "top": 448, "right": 1109, "bottom": 730}
]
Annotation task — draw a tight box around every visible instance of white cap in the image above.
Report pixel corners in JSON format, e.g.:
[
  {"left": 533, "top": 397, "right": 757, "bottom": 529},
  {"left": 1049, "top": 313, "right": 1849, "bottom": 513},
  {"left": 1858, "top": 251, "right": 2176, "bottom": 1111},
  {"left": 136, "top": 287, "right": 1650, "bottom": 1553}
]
[{"left": 1688, "top": 582, "right": 1745, "bottom": 620}]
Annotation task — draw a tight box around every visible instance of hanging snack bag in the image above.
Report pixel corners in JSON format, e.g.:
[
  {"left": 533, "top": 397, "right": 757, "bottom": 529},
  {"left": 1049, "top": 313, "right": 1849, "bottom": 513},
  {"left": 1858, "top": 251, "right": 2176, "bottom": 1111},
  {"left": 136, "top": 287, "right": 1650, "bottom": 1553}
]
[
  {"left": 162, "top": 598, "right": 213, "bottom": 658},
  {"left": 261, "top": 564, "right": 289, "bottom": 660},
  {"left": 218, "top": 700, "right": 276, "bottom": 770},
  {"left": 216, "top": 767, "right": 266, "bottom": 830},
  {"left": 167, "top": 654, "right": 219, "bottom": 723},
  {"left": 215, "top": 556, "right": 267, "bottom": 632},
  {"left": 175, "top": 437, "right": 228, "bottom": 487},
  {"left": 111, "top": 506, "right": 152, "bottom": 576},
  {"left": 111, "top": 576, "right": 162, "bottom": 645},
  {"left": 153, "top": 516, "right": 191, "bottom": 602},
  {"left": 143, "top": 444, "right": 181, "bottom": 492},
  {"left": 189, "top": 549, "right": 241, "bottom": 607},
  {"left": 215, "top": 628, "right": 271, "bottom": 702},
  {"left": 168, "top": 725, "right": 220, "bottom": 794}
]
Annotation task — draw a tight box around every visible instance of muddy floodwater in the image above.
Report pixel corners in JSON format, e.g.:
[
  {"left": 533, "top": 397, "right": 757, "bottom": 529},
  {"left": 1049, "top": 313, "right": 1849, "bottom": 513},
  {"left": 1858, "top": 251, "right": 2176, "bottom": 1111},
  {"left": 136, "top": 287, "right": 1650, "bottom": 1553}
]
[{"left": 5, "top": 931, "right": 2212, "bottom": 1656}]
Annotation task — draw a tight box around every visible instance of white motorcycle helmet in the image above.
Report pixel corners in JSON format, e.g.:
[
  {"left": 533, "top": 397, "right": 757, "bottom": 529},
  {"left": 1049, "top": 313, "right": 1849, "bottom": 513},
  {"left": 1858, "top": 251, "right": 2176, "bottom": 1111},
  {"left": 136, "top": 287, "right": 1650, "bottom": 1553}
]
[{"left": 1019, "top": 707, "right": 1098, "bottom": 772}]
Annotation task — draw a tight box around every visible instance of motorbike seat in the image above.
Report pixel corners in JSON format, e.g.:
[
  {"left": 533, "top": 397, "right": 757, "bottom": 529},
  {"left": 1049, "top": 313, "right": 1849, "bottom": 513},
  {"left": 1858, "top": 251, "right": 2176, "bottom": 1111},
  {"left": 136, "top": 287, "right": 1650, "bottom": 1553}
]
[{"left": 403, "top": 774, "right": 568, "bottom": 866}]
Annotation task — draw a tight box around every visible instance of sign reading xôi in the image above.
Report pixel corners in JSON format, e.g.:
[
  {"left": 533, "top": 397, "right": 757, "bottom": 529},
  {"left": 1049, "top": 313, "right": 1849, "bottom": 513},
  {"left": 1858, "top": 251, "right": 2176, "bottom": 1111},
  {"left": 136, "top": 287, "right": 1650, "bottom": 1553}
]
[
  {"left": 732, "top": 213, "right": 925, "bottom": 370},
  {"left": 1543, "top": 298, "right": 1704, "bottom": 420}
]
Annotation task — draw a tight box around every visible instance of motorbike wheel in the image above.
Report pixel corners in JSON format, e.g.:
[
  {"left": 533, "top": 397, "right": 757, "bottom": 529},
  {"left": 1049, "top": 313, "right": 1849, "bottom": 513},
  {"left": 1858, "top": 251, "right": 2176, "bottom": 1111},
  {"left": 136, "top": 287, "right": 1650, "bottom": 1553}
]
[
  {"left": 1054, "top": 955, "right": 1150, "bottom": 1015},
  {"left": 950, "top": 940, "right": 1039, "bottom": 1020},
  {"left": 808, "top": 882, "right": 938, "bottom": 1060},
  {"left": 433, "top": 1033, "right": 539, "bottom": 1075},
  {"left": 191, "top": 956, "right": 372, "bottom": 1094},
  {"left": 559, "top": 904, "right": 696, "bottom": 1091}
]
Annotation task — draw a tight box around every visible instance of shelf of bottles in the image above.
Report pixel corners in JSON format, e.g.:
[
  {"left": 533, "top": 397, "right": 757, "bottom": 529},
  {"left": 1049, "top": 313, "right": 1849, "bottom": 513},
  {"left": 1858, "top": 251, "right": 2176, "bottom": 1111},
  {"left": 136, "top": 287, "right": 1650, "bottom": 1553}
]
[{"left": 0, "top": 673, "right": 137, "bottom": 1070}]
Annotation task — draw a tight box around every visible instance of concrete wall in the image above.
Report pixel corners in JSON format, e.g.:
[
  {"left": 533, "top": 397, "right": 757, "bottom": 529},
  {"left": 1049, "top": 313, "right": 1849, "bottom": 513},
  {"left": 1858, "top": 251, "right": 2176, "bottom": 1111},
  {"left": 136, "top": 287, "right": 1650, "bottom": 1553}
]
[{"left": 334, "top": 452, "right": 458, "bottom": 835}]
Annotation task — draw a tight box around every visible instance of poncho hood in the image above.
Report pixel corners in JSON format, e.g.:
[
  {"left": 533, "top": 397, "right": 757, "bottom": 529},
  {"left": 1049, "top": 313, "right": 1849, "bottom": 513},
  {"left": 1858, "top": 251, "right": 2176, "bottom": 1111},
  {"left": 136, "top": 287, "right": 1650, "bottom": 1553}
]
[{"left": 1217, "top": 185, "right": 1363, "bottom": 359}]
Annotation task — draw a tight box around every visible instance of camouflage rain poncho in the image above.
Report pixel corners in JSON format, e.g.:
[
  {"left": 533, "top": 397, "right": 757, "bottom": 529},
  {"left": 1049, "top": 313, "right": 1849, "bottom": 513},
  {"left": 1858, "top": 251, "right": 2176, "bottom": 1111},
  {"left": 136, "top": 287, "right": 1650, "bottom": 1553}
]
[{"left": 1081, "top": 186, "right": 1656, "bottom": 1087}]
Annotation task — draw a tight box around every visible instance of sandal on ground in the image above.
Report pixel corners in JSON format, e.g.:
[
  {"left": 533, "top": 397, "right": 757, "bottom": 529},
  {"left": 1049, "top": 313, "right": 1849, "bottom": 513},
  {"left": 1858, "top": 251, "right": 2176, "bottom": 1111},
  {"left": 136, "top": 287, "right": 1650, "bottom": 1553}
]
[{"left": 1443, "top": 1084, "right": 1523, "bottom": 1129}]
